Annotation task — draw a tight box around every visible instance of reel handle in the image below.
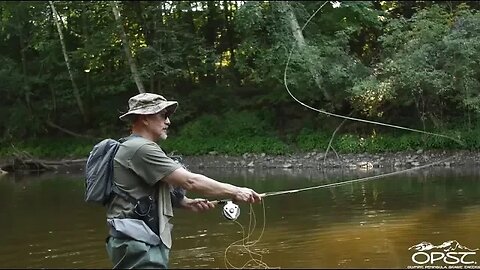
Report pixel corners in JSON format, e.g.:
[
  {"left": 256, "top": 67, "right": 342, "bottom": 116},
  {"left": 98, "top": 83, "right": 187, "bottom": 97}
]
[
  {"left": 211, "top": 192, "right": 267, "bottom": 205},
  {"left": 210, "top": 199, "right": 230, "bottom": 205}
]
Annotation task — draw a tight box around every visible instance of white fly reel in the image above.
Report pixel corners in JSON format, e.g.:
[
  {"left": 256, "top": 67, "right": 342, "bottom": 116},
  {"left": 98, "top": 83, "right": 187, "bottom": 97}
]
[{"left": 222, "top": 201, "right": 240, "bottom": 221}]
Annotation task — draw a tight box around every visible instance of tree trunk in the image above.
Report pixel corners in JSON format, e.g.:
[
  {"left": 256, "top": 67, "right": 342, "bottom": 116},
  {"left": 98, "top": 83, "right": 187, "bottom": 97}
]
[
  {"left": 202, "top": 1, "right": 218, "bottom": 86},
  {"left": 81, "top": 7, "right": 91, "bottom": 96},
  {"left": 111, "top": 1, "right": 145, "bottom": 93},
  {"left": 185, "top": 2, "right": 196, "bottom": 85},
  {"left": 154, "top": 2, "right": 165, "bottom": 92},
  {"left": 48, "top": 1, "right": 88, "bottom": 122},
  {"left": 281, "top": 2, "right": 331, "bottom": 101},
  {"left": 49, "top": 83, "right": 57, "bottom": 114},
  {"left": 224, "top": 0, "right": 240, "bottom": 85},
  {"left": 224, "top": 1, "right": 236, "bottom": 67},
  {"left": 18, "top": 30, "right": 31, "bottom": 114}
]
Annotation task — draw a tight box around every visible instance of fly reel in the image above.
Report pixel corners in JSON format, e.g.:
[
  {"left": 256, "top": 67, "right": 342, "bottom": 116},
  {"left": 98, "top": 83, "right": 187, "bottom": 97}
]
[{"left": 222, "top": 201, "right": 240, "bottom": 221}]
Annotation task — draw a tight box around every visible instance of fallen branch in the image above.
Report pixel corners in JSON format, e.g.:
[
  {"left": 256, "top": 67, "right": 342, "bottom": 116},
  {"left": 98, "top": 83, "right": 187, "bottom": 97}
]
[
  {"left": 1, "top": 158, "right": 88, "bottom": 173},
  {"left": 1, "top": 145, "right": 87, "bottom": 173},
  {"left": 12, "top": 158, "right": 86, "bottom": 166},
  {"left": 46, "top": 120, "right": 98, "bottom": 139}
]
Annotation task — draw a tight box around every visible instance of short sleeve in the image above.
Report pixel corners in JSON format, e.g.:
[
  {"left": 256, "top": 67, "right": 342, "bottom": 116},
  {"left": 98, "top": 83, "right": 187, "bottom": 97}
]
[{"left": 129, "top": 142, "right": 182, "bottom": 186}]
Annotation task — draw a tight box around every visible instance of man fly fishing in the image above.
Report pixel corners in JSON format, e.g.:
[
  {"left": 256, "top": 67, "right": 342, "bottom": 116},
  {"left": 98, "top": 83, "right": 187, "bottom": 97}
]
[{"left": 105, "top": 92, "right": 262, "bottom": 268}]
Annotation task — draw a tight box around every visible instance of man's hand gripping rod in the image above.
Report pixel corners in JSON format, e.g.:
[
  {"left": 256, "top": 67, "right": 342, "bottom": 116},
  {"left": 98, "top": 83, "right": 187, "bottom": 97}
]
[{"left": 212, "top": 192, "right": 286, "bottom": 221}]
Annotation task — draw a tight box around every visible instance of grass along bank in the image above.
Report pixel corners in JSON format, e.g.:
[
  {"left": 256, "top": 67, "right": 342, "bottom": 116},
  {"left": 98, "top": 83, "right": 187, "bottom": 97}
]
[{"left": 1, "top": 128, "right": 479, "bottom": 160}]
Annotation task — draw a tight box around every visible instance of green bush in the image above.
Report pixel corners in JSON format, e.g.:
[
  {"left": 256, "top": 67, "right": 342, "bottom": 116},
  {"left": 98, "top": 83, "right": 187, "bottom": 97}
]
[
  {"left": 163, "top": 136, "right": 289, "bottom": 156},
  {"left": 1, "top": 138, "right": 96, "bottom": 159},
  {"left": 221, "top": 110, "right": 274, "bottom": 138},
  {"left": 179, "top": 115, "right": 222, "bottom": 138},
  {"left": 335, "top": 134, "right": 364, "bottom": 153},
  {"left": 164, "top": 110, "right": 287, "bottom": 155},
  {"left": 3, "top": 116, "right": 480, "bottom": 160},
  {"left": 295, "top": 129, "right": 330, "bottom": 151}
]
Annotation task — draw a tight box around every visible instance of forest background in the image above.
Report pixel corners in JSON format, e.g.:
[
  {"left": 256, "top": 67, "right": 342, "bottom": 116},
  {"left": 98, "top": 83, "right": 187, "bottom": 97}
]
[{"left": 2, "top": 1, "right": 480, "bottom": 159}]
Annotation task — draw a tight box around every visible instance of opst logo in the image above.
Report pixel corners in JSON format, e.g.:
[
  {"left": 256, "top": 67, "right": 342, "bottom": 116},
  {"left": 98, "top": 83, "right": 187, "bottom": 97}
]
[{"left": 407, "top": 240, "right": 479, "bottom": 269}]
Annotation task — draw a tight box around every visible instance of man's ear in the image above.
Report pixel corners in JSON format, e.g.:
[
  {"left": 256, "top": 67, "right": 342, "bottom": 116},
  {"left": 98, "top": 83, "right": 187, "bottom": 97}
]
[{"left": 138, "top": 115, "right": 149, "bottom": 126}]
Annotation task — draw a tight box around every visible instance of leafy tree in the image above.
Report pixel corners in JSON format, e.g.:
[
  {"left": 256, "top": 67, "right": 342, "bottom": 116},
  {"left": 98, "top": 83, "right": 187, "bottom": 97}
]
[
  {"left": 0, "top": 1, "right": 479, "bottom": 154},
  {"left": 349, "top": 4, "right": 480, "bottom": 131}
]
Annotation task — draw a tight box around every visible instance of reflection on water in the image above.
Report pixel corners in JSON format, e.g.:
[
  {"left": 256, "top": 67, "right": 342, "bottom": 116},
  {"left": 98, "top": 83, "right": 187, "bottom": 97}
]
[{"left": 0, "top": 167, "right": 479, "bottom": 268}]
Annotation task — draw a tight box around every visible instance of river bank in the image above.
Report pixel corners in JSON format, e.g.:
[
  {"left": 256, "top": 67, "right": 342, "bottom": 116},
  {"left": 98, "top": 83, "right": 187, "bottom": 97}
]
[
  {"left": 181, "top": 149, "right": 479, "bottom": 170},
  {"left": 1, "top": 149, "right": 478, "bottom": 175}
]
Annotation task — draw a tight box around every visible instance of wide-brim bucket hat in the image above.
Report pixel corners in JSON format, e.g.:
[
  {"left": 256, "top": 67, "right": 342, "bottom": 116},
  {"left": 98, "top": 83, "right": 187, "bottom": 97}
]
[{"left": 119, "top": 93, "right": 178, "bottom": 121}]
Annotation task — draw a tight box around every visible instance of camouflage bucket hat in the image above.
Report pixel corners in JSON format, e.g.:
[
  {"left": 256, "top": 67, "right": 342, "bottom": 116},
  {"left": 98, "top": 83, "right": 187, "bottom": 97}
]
[{"left": 119, "top": 93, "right": 178, "bottom": 121}]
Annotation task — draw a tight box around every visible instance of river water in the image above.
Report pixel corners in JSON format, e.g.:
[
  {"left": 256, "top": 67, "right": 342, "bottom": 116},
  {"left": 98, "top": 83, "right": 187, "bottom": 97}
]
[{"left": 0, "top": 166, "right": 479, "bottom": 269}]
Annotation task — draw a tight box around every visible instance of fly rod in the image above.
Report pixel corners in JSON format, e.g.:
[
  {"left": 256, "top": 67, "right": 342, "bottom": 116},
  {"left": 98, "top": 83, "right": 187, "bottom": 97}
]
[{"left": 212, "top": 155, "right": 453, "bottom": 220}]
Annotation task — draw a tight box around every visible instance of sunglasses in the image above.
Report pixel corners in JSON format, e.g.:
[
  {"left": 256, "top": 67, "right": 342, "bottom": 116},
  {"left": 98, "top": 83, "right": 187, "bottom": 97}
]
[{"left": 156, "top": 111, "right": 171, "bottom": 119}]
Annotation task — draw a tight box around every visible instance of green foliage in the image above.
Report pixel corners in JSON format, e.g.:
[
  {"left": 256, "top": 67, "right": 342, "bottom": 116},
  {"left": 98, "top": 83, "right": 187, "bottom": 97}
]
[
  {"left": 349, "top": 4, "right": 480, "bottom": 128},
  {"left": 221, "top": 110, "right": 274, "bottom": 138},
  {"left": 163, "top": 136, "right": 288, "bottom": 156},
  {"left": 349, "top": 76, "right": 395, "bottom": 117},
  {"left": 3, "top": 125, "right": 480, "bottom": 159},
  {"left": 295, "top": 129, "right": 330, "bottom": 151},
  {"left": 461, "top": 128, "right": 480, "bottom": 150},
  {"left": 179, "top": 114, "right": 222, "bottom": 138},
  {"left": 0, "top": 137, "right": 95, "bottom": 159},
  {"left": 179, "top": 110, "right": 275, "bottom": 138},
  {"left": 0, "top": 1, "right": 479, "bottom": 158},
  {"left": 335, "top": 134, "right": 364, "bottom": 153},
  {"left": 167, "top": 110, "right": 288, "bottom": 155},
  {"left": 292, "top": 127, "right": 471, "bottom": 154}
]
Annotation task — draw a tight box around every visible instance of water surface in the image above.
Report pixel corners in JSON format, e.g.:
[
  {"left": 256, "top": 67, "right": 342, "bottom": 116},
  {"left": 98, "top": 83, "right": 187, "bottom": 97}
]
[{"left": 0, "top": 166, "right": 478, "bottom": 268}]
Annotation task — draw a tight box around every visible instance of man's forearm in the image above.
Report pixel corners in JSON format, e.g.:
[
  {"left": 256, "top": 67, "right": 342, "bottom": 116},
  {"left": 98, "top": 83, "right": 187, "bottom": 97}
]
[{"left": 183, "top": 173, "right": 238, "bottom": 198}]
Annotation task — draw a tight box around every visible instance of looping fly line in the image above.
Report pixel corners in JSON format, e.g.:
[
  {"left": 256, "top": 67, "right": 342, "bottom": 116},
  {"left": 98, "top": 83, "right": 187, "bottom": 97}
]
[
  {"left": 222, "top": 1, "right": 464, "bottom": 268},
  {"left": 278, "top": 0, "right": 463, "bottom": 205},
  {"left": 284, "top": 1, "right": 464, "bottom": 146}
]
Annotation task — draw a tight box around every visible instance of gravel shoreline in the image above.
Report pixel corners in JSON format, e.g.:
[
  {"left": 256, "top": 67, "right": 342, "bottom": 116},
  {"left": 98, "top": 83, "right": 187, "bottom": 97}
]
[
  {"left": 1, "top": 149, "right": 479, "bottom": 175},
  {"left": 180, "top": 149, "right": 480, "bottom": 170}
]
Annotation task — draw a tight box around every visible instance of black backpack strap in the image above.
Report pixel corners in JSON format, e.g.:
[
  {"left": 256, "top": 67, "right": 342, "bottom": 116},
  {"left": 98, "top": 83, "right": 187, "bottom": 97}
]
[{"left": 118, "top": 137, "right": 129, "bottom": 143}]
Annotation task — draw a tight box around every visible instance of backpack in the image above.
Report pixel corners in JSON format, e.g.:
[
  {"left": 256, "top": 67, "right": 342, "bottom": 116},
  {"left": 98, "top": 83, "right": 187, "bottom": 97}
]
[
  {"left": 84, "top": 138, "right": 132, "bottom": 205},
  {"left": 85, "top": 137, "right": 186, "bottom": 206}
]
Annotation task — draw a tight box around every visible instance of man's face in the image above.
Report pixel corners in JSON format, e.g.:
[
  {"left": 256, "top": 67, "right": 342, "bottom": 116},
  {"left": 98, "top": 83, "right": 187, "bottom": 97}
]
[{"left": 145, "top": 110, "right": 171, "bottom": 140}]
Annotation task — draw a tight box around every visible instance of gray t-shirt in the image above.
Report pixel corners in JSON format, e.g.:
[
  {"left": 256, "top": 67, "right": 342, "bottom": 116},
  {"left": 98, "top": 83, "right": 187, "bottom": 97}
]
[{"left": 107, "top": 136, "right": 181, "bottom": 247}]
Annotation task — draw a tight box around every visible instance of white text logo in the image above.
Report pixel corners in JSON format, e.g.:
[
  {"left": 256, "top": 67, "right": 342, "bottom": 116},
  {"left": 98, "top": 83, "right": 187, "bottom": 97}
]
[{"left": 407, "top": 240, "right": 479, "bottom": 269}]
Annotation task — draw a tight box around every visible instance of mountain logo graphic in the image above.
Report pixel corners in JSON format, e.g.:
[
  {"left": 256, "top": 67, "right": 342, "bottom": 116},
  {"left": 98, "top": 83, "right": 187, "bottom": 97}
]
[{"left": 409, "top": 240, "right": 479, "bottom": 252}]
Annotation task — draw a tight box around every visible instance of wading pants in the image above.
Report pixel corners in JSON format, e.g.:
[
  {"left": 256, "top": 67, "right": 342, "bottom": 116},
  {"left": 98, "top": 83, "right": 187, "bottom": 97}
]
[{"left": 106, "top": 236, "right": 169, "bottom": 269}]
